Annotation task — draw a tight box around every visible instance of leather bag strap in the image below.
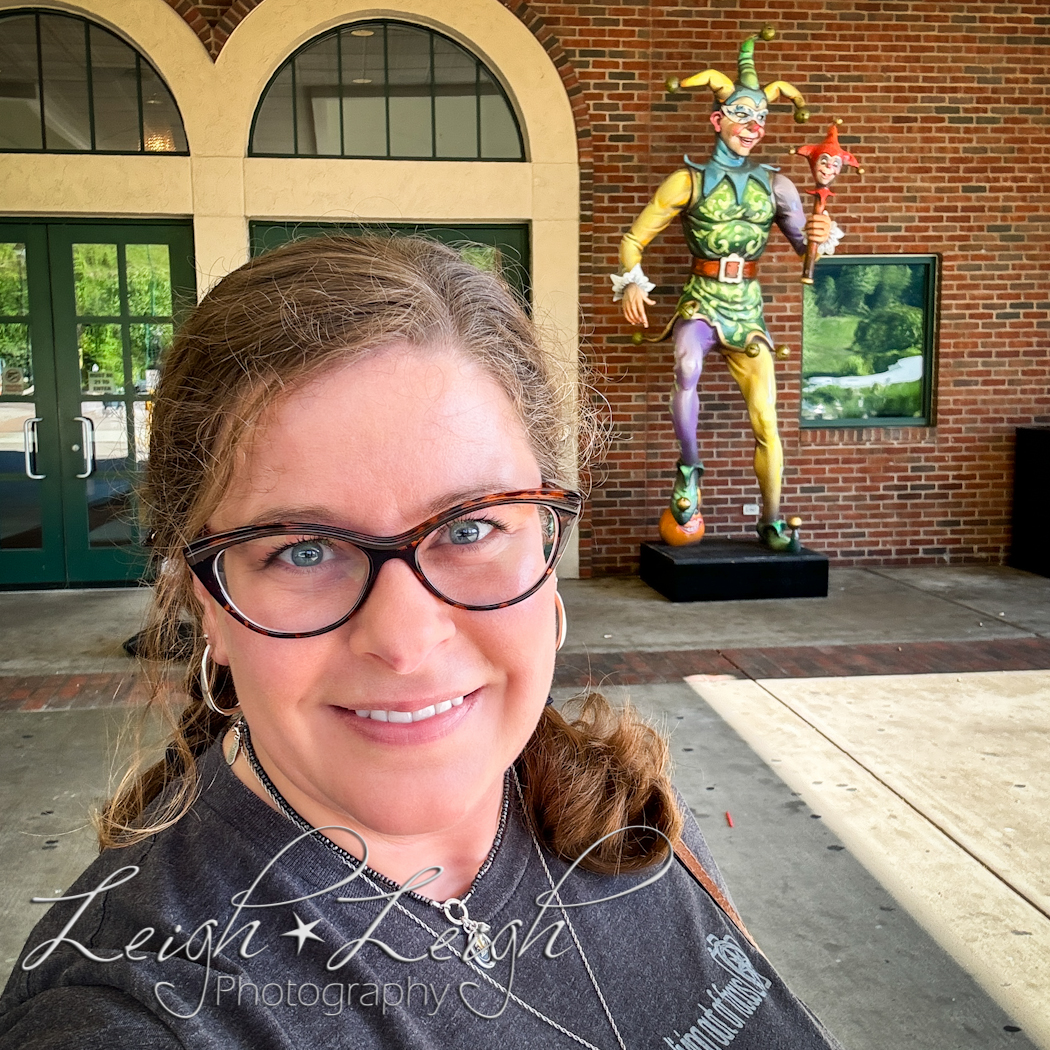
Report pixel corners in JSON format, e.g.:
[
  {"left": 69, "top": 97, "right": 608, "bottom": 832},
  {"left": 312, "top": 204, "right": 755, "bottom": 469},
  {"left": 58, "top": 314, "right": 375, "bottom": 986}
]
[{"left": 673, "top": 838, "right": 758, "bottom": 950}]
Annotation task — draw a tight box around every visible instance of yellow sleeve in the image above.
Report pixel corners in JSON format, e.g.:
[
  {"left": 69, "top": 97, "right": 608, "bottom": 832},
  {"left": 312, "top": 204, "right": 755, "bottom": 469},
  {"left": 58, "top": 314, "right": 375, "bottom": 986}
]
[{"left": 619, "top": 169, "right": 693, "bottom": 271}]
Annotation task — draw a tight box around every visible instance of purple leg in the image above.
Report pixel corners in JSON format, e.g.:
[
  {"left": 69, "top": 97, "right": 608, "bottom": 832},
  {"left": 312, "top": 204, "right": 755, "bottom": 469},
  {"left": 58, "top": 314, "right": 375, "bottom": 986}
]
[{"left": 672, "top": 319, "right": 718, "bottom": 465}]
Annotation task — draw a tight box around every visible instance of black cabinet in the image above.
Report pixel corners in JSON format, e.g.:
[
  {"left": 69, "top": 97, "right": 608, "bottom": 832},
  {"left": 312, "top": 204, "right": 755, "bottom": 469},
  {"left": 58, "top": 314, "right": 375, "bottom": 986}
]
[{"left": 1010, "top": 426, "right": 1050, "bottom": 578}]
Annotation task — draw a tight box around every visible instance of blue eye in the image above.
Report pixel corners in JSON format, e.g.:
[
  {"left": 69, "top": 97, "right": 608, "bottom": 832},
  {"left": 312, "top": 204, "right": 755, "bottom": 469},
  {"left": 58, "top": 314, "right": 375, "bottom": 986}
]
[
  {"left": 447, "top": 519, "right": 495, "bottom": 545},
  {"left": 281, "top": 541, "right": 327, "bottom": 567}
]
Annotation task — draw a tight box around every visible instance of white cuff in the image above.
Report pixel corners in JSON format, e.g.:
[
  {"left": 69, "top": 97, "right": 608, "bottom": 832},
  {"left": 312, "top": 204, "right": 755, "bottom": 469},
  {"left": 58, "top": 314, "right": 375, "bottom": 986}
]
[
  {"left": 816, "top": 220, "right": 845, "bottom": 257},
  {"left": 610, "top": 263, "right": 655, "bottom": 302}
]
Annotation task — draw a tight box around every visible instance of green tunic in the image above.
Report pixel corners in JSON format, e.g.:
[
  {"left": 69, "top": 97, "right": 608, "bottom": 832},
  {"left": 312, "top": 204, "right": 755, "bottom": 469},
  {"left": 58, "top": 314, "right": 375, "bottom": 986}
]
[{"left": 676, "top": 171, "right": 776, "bottom": 352}]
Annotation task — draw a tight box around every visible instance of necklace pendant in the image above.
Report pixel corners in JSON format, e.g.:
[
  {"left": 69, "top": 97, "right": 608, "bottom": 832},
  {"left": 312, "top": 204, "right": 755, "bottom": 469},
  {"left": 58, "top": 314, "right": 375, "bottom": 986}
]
[
  {"left": 442, "top": 899, "right": 497, "bottom": 969},
  {"left": 223, "top": 719, "right": 243, "bottom": 766},
  {"left": 464, "top": 922, "right": 497, "bottom": 969}
]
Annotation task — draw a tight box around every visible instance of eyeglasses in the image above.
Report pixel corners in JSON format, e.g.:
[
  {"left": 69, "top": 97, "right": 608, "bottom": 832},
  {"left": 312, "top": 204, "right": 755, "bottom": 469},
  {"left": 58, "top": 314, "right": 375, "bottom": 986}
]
[{"left": 184, "top": 488, "right": 583, "bottom": 638}]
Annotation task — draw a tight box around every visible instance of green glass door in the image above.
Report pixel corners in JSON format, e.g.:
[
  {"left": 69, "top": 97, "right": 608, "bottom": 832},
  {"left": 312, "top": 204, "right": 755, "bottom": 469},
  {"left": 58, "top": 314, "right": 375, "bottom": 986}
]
[
  {"left": 0, "top": 228, "right": 65, "bottom": 584},
  {"left": 0, "top": 221, "right": 195, "bottom": 587},
  {"left": 249, "top": 221, "right": 531, "bottom": 305}
]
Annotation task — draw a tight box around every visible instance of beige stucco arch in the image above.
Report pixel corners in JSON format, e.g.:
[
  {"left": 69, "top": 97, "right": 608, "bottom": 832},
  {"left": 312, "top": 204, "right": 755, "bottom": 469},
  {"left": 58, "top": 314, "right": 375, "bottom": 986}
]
[
  {"left": 0, "top": 1, "right": 203, "bottom": 219},
  {"left": 0, "top": 0, "right": 582, "bottom": 572}
]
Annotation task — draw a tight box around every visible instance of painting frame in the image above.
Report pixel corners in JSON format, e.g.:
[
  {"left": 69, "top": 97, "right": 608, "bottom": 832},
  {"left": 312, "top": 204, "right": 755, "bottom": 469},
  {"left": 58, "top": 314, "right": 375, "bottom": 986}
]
[{"left": 800, "top": 253, "right": 939, "bottom": 428}]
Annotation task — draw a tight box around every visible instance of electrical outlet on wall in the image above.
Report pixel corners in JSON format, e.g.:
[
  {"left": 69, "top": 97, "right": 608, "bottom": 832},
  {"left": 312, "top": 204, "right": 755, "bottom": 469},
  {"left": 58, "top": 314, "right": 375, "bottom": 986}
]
[{"left": 742, "top": 503, "right": 760, "bottom": 516}]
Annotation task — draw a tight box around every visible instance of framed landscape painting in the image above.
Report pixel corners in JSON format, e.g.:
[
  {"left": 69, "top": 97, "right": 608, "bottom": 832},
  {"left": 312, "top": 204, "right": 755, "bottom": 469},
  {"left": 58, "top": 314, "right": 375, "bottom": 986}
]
[{"left": 800, "top": 254, "right": 938, "bottom": 427}]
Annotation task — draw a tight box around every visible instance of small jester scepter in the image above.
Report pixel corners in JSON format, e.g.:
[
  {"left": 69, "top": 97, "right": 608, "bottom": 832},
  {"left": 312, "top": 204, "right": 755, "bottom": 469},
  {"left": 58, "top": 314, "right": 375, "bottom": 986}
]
[{"left": 794, "top": 120, "right": 862, "bottom": 284}]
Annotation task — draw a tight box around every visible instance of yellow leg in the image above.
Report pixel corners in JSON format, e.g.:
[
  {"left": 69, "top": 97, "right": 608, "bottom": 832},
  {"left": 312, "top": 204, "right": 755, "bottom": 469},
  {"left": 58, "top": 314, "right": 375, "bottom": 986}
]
[{"left": 721, "top": 345, "right": 783, "bottom": 521}]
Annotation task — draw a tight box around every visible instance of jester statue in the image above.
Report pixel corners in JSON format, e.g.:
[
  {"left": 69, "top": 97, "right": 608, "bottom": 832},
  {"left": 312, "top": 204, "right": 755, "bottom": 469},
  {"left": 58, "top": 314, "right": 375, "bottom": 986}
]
[{"left": 612, "top": 27, "right": 841, "bottom": 553}]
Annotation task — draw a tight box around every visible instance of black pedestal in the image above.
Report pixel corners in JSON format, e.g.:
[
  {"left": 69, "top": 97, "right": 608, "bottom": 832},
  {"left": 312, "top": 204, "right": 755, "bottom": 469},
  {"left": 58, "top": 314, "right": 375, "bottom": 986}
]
[
  {"left": 639, "top": 537, "right": 829, "bottom": 602},
  {"left": 1010, "top": 426, "right": 1050, "bottom": 578}
]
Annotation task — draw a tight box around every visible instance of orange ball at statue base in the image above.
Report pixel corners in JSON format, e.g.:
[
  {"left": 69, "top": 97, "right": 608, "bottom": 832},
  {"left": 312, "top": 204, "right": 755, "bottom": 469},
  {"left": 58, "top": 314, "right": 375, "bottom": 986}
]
[{"left": 659, "top": 507, "right": 705, "bottom": 546}]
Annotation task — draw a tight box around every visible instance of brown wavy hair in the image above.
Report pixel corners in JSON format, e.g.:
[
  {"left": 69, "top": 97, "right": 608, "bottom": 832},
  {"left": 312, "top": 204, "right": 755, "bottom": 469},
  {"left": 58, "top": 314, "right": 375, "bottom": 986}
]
[{"left": 97, "top": 235, "right": 682, "bottom": 872}]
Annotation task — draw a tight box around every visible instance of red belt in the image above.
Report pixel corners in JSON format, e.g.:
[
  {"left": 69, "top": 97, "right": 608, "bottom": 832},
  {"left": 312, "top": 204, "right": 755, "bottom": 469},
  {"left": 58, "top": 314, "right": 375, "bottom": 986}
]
[{"left": 692, "top": 256, "right": 757, "bottom": 282}]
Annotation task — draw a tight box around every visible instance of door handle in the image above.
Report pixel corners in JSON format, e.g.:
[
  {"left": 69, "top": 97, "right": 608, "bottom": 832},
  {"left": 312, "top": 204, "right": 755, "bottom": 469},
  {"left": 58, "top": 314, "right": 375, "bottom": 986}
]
[
  {"left": 23, "top": 417, "right": 45, "bottom": 479},
  {"left": 74, "top": 415, "right": 95, "bottom": 479}
]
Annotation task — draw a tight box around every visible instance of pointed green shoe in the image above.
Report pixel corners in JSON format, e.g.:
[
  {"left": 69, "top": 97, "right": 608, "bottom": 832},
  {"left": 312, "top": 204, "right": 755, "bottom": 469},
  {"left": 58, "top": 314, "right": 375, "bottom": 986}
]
[
  {"left": 756, "top": 517, "right": 801, "bottom": 554},
  {"left": 670, "top": 460, "right": 704, "bottom": 526}
]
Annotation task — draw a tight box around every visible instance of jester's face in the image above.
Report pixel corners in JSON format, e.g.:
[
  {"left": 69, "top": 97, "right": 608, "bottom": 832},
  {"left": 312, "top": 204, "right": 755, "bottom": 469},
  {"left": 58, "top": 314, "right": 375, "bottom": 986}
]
[
  {"left": 710, "top": 95, "right": 768, "bottom": 156},
  {"left": 814, "top": 152, "right": 843, "bottom": 187}
]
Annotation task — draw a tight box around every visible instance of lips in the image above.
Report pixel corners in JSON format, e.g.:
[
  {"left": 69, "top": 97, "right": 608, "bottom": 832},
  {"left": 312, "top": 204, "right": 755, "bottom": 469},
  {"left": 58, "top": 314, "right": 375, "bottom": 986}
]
[{"left": 354, "top": 695, "right": 465, "bottom": 723}]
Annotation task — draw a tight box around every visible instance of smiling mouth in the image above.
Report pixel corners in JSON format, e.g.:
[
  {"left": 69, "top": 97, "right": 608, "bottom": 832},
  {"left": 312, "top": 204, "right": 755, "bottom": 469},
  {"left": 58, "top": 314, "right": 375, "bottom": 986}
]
[{"left": 354, "top": 696, "right": 465, "bottom": 723}]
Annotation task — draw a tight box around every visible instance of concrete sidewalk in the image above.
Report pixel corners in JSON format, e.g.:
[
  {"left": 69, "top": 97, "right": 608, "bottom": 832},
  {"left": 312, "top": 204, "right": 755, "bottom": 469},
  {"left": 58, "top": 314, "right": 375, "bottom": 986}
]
[{"left": 1, "top": 564, "right": 1048, "bottom": 1048}]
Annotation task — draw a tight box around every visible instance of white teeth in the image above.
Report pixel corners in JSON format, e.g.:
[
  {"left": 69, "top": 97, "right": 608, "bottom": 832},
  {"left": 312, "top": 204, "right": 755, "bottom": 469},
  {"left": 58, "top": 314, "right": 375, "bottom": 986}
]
[{"left": 353, "top": 696, "right": 465, "bottom": 724}]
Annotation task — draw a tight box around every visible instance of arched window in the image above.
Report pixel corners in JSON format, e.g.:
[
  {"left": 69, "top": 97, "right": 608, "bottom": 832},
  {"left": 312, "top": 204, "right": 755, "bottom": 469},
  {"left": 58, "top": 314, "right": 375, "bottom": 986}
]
[
  {"left": 250, "top": 21, "right": 524, "bottom": 161},
  {"left": 0, "top": 10, "right": 187, "bottom": 154}
]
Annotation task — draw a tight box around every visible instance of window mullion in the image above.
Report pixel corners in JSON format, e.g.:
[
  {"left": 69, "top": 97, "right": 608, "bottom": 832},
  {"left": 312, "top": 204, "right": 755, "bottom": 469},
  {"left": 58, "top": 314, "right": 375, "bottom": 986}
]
[
  {"left": 135, "top": 53, "right": 144, "bottom": 152},
  {"left": 475, "top": 61, "right": 481, "bottom": 159},
  {"left": 84, "top": 22, "right": 96, "bottom": 151},
  {"left": 336, "top": 30, "right": 346, "bottom": 157},
  {"left": 382, "top": 25, "right": 391, "bottom": 158},
  {"left": 34, "top": 13, "right": 46, "bottom": 150},
  {"left": 116, "top": 243, "right": 136, "bottom": 461},
  {"left": 429, "top": 33, "right": 436, "bottom": 159},
  {"left": 291, "top": 55, "right": 299, "bottom": 154}
]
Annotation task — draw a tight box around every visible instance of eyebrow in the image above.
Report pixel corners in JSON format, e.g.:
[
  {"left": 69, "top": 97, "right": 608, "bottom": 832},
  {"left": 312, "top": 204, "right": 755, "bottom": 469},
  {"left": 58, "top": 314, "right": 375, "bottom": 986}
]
[
  {"left": 419, "top": 485, "right": 515, "bottom": 517},
  {"left": 241, "top": 485, "right": 528, "bottom": 531},
  {"left": 243, "top": 506, "right": 346, "bottom": 528}
]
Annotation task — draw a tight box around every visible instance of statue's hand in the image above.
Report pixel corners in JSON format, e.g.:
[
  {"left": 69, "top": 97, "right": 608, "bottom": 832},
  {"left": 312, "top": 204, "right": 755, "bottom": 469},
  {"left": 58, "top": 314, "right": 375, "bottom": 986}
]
[
  {"left": 805, "top": 212, "right": 833, "bottom": 245},
  {"left": 622, "top": 282, "right": 655, "bottom": 328}
]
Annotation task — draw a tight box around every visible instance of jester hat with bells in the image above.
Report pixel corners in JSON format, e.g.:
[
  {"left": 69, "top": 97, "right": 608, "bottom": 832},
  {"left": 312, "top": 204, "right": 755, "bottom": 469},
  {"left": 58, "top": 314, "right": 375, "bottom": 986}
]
[
  {"left": 796, "top": 121, "right": 861, "bottom": 181},
  {"left": 667, "top": 25, "right": 810, "bottom": 126}
]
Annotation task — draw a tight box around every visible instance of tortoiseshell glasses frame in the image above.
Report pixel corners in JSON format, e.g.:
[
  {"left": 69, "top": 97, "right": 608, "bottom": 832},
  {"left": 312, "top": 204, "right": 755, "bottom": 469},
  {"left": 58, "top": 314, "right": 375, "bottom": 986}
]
[{"left": 183, "top": 487, "right": 583, "bottom": 639}]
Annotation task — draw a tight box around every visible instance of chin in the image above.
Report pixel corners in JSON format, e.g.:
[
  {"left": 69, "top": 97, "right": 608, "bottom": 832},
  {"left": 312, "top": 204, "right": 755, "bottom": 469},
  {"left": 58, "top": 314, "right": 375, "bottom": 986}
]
[
  {"left": 349, "top": 743, "right": 512, "bottom": 831},
  {"left": 353, "top": 775, "right": 500, "bottom": 840}
]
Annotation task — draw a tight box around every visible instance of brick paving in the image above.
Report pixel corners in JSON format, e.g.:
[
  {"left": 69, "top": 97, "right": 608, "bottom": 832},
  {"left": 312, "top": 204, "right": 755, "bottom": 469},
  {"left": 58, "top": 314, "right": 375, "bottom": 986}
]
[
  {"left": 552, "top": 637, "right": 1050, "bottom": 688},
  {"left": 0, "top": 671, "right": 182, "bottom": 712},
  {"left": 2, "top": 638, "right": 1048, "bottom": 711}
]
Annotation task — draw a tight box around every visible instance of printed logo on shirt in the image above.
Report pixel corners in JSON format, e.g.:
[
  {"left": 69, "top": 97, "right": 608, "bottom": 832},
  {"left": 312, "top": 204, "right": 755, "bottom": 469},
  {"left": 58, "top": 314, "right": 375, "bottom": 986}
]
[
  {"left": 661, "top": 934, "right": 772, "bottom": 1050},
  {"left": 21, "top": 824, "right": 676, "bottom": 1024},
  {"left": 212, "top": 975, "right": 453, "bottom": 1017}
]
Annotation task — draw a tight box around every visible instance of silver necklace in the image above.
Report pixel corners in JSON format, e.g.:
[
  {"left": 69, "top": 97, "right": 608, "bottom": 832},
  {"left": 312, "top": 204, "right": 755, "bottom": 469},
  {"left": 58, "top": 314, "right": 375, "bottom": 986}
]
[{"left": 234, "top": 721, "right": 628, "bottom": 1050}]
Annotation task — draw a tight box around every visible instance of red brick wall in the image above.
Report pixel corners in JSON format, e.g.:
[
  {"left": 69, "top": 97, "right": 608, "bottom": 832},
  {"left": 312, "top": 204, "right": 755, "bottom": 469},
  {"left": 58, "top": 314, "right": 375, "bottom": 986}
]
[
  {"left": 509, "top": 0, "right": 1050, "bottom": 574},
  {"left": 168, "top": 0, "right": 1050, "bottom": 574},
  {"left": 163, "top": 0, "right": 259, "bottom": 58}
]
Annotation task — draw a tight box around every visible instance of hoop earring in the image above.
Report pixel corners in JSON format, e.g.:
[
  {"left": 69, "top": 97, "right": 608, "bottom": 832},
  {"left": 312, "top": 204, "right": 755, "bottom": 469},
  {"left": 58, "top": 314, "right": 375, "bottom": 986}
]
[
  {"left": 554, "top": 591, "right": 567, "bottom": 652},
  {"left": 200, "top": 644, "right": 239, "bottom": 717}
]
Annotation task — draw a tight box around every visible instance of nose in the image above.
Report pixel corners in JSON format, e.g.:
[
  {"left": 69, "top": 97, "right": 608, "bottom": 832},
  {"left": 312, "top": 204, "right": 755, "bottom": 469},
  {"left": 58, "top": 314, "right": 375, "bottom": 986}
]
[{"left": 346, "top": 557, "right": 456, "bottom": 674}]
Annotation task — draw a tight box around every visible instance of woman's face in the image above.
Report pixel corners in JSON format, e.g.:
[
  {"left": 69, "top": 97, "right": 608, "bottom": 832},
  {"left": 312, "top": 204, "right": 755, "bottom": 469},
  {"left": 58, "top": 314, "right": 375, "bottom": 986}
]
[{"left": 196, "top": 346, "right": 556, "bottom": 842}]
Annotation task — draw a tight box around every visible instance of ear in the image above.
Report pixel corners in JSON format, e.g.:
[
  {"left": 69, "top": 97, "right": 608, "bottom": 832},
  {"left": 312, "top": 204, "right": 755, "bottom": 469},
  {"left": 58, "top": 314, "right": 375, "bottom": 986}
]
[
  {"left": 191, "top": 575, "right": 231, "bottom": 666},
  {"left": 709, "top": 111, "right": 723, "bottom": 133}
]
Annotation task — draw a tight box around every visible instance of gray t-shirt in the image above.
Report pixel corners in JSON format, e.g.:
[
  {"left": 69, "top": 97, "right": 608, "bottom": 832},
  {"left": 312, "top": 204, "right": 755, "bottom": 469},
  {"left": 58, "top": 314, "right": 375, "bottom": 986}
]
[{"left": 1, "top": 744, "right": 842, "bottom": 1049}]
